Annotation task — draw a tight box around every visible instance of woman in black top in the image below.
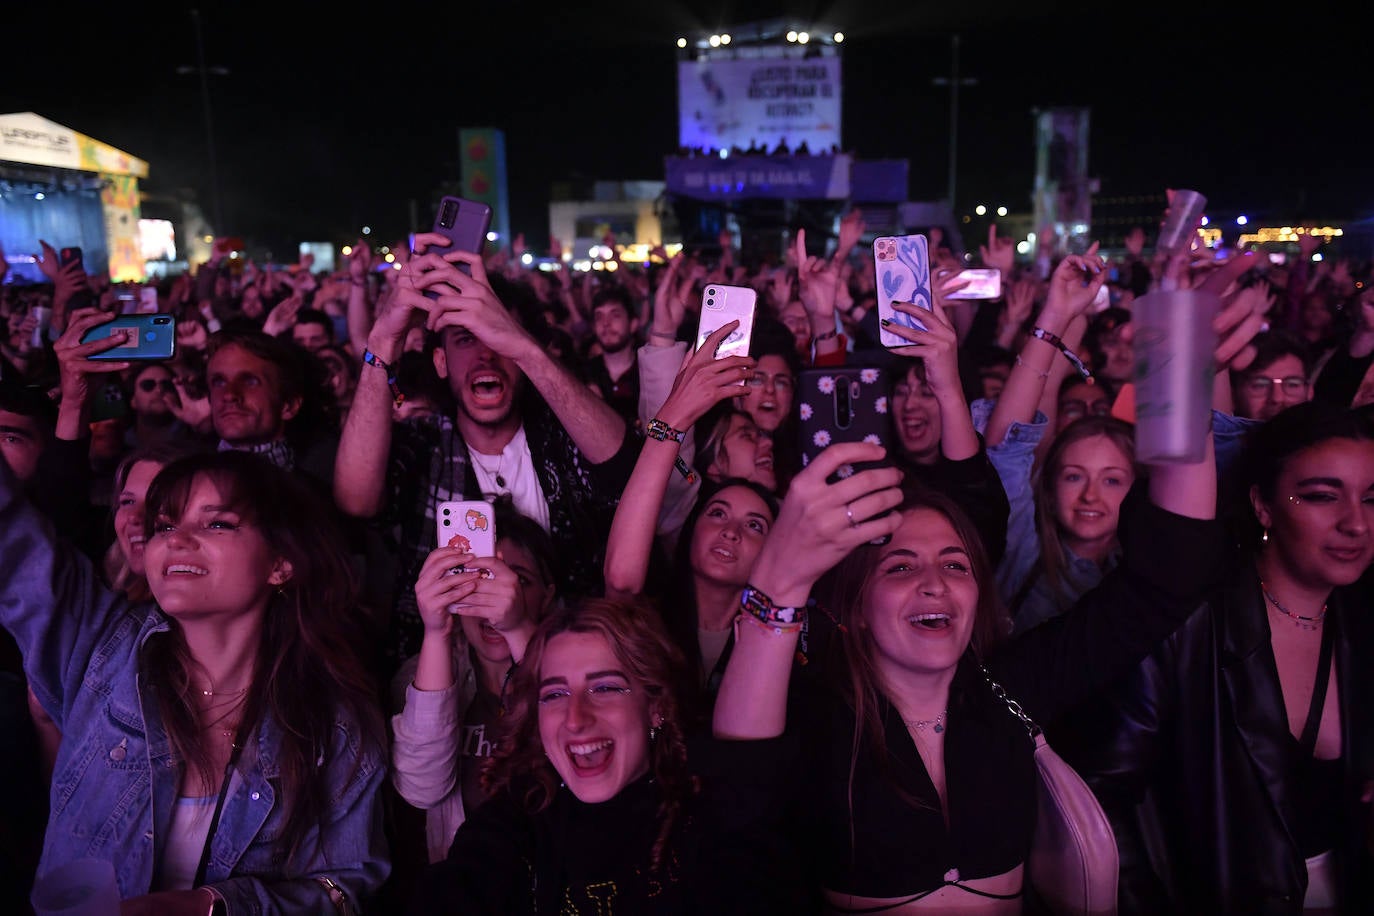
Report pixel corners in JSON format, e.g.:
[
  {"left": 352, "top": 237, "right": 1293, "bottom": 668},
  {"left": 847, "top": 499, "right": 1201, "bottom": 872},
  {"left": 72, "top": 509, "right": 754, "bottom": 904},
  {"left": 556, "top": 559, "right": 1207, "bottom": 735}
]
[
  {"left": 411, "top": 597, "right": 799, "bottom": 915},
  {"left": 1078, "top": 401, "right": 1374, "bottom": 913}
]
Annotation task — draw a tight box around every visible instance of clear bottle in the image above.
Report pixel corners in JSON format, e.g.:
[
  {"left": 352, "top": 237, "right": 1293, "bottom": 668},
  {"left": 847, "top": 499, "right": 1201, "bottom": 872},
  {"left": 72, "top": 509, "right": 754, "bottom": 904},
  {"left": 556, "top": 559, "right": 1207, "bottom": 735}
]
[{"left": 1131, "top": 288, "right": 1218, "bottom": 463}]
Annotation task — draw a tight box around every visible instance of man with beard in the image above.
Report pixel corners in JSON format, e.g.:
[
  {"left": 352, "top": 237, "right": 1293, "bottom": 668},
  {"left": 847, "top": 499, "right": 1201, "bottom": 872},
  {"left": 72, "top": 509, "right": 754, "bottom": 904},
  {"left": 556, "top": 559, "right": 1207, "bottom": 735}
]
[
  {"left": 582, "top": 286, "right": 641, "bottom": 427},
  {"left": 334, "top": 240, "right": 635, "bottom": 670}
]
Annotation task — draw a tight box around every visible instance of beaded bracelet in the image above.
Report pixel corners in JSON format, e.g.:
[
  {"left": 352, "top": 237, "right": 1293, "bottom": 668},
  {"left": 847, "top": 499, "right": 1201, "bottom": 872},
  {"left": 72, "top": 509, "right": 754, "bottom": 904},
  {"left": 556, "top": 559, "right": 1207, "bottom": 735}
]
[{"left": 362, "top": 349, "right": 406, "bottom": 408}]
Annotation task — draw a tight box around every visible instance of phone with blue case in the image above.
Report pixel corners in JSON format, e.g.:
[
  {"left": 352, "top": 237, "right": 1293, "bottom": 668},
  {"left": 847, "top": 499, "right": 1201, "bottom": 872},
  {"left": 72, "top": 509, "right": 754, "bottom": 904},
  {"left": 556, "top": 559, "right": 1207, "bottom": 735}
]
[
  {"left": 80, "top": 314, "right": 176, "bottom": 361},
  {"left": 873, "top": 234, "right": 932, "bottom": 347}
]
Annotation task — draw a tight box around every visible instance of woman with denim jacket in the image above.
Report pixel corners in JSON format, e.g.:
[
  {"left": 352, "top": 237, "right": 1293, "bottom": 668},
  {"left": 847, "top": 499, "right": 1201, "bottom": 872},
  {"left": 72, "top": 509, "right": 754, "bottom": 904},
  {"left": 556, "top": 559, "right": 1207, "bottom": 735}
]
[{"left": 0, "top": 448, "right": 389, "bottom": 915}]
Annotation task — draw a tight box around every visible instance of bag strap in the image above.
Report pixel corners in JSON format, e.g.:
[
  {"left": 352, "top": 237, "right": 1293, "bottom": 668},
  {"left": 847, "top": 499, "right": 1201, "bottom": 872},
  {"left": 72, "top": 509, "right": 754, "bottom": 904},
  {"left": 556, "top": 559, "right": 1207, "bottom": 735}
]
[{"left": 979, "top": 663, "right": 1042, "bottom": 742}]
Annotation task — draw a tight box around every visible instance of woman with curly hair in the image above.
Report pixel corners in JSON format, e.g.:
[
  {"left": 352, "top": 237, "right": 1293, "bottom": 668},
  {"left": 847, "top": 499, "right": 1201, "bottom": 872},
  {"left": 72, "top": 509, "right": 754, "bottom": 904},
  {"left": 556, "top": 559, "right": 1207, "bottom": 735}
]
[{"left": 411, "top": 597, "right": 801, "bottom": 915}]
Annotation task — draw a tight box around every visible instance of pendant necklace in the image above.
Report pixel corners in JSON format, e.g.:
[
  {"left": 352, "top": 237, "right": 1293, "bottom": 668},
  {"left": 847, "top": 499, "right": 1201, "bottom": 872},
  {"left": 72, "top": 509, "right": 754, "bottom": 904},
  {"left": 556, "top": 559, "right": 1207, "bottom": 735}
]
[
  {"left": 903, "top": 709, "right": 947, "bottom": 734},
  {"left": 1260, "top": 580, "right": 1327, "bottom": 631},
  {"left": 472, "top": 450, "right": 507, "bottom": 489}
]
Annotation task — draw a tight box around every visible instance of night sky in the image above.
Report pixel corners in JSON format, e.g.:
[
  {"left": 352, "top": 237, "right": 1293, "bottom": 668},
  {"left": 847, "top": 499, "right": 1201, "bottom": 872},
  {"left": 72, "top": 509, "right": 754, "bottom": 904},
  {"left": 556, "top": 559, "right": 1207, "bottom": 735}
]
[{"left": 3, "top": 1, "right": 1370, "bottom": 257}]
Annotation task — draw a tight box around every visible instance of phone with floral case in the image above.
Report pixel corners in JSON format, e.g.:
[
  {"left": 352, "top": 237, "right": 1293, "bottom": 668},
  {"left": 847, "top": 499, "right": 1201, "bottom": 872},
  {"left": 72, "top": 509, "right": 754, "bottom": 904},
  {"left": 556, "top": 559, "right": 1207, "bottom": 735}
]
[
  {"left": 797, "top": 366, "right": 890, "bottom": 481},
  {"left": 873, "top": 234, "right": 932, "bottom": 346}
]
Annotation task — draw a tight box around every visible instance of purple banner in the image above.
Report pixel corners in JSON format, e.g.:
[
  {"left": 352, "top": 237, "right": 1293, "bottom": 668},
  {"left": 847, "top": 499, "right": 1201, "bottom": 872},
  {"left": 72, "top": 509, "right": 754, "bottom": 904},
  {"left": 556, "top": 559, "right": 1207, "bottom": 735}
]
[{"left": 664, "top": 154, "right": 852, "bottom": 201}]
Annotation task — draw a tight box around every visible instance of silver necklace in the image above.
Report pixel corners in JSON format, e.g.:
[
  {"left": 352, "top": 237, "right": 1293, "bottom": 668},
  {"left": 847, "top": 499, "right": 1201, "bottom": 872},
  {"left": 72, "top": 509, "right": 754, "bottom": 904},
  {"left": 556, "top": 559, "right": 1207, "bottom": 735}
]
[
  {"left": 1260, "top": 581, "right": 1326, "bottom": 631},
  {"left": 903, "top": 709, "right": 947, "bottom": 734}
]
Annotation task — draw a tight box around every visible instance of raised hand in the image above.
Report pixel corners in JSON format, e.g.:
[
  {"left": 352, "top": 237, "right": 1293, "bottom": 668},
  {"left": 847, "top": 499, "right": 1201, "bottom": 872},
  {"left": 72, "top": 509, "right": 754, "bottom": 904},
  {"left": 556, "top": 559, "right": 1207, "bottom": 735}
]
[
  {"left": 260, "top": 291, "right": 305, "bottom": 337},
  {"left": 656, "top": 320, "right": 756, "bottom": 430},
  {"left": 347, "top": 239, "right": 373, "bottom": 281},
  {"left": 422, "top": 249, "right": 538, "bottom": 361},
  {"left": 882, "top": 297, "right": 964, "bottom": 397},
  {"left": 979, "top": 223, "right": 1015, "bottom": 277},
  {"left": 168, "top": 375, "right": 211, "bottom": 432},
  {"left": 795, "top": 228, "right": 842, "bottom": 330},
  {"left": 651, "top": 253, "right": 687, "bottom": 338},
  {"left": 1124, "top": 226, "right": 1146, "bottom": 259},
  {"left": 835, "top": 207, "right": 866, "bottom": 262},
  {"left": 748, "top": 442, "right": 905, "bottom": 603},
  {"left": 415, "top": 549, "right": 485, "bottom": 639},
  {"left": 1042, "top": 243, "right": 1107, "bottom": 322}
]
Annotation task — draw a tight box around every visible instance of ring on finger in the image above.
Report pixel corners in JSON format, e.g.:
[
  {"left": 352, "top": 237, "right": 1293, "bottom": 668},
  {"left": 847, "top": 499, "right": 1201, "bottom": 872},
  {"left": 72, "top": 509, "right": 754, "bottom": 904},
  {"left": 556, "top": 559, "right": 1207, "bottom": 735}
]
[{"left": 845, "top": 503, "right": 857, "bottom": 528}]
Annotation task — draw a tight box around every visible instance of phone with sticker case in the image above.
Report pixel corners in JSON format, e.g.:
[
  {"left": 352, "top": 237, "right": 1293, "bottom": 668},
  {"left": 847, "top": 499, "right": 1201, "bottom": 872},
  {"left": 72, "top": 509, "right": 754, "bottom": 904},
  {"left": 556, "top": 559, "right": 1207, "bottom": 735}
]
[
  {"left": 436, "top": 500, "right": 497, "bottom": 558},
  {"left": 873, "top": 234, "right": 932, "bottom": 347},
  {"left": 797, "top": 366, "right": 891, "bottom": 482},
  {"left": 694, "top": 283, "right": 756, "bottom": 384}
]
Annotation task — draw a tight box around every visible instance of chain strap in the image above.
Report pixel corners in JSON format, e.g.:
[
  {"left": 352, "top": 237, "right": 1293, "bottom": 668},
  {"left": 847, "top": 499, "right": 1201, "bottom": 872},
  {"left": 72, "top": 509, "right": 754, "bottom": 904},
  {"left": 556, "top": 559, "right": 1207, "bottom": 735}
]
[{"left": 979, "top": 664, "right": 1042, "bottom": 741}]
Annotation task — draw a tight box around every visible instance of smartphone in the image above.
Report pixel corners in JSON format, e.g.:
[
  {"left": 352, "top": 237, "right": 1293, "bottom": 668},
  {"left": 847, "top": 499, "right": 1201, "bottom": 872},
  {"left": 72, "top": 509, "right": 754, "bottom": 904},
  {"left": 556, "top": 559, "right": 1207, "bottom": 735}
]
[
  {"left": 873, "top": 235, "right": 932, "bottom": 346},
  {"left": 138, "top": 287, "right": 160, "bottom": 313},
  {"left": 423, "top": 196, "right": 492, "bottom": 281},
  {"left": 1268, "top": 252, "right": 1287, "bottom": 266},
  {"left": 946, "top": 268, "right": 1002, "bottom": 300},
  {"left": 1091, "top": 282, "right": 1111, "bottom": 312},
  {"left": 60, "top": 247, "right": 84, "bottom": 268},
  {"left": 797, "top": 366, "right": 891, "bottom": 480},
  {"left": 79, "top": 314, "right": 177, "bottom": 361},
  {"left": 694, "top": 283, "right": 756, "bottom": 362},
  {"left": 436, "top": 500, "right": 497, "bottom": 558},
  {"left": 117, "top": 291, "right": 139, "bottom": 314}
]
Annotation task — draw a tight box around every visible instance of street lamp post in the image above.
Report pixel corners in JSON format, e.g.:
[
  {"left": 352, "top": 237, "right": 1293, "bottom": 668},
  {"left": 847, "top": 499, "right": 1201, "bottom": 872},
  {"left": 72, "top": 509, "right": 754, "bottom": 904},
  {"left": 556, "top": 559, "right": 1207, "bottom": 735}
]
[
  {"left": 177, "top": 9, "right": 229, "bottom": 233},
  {"left": 931, "top": 34, "right": 978, "bottom": 211}
]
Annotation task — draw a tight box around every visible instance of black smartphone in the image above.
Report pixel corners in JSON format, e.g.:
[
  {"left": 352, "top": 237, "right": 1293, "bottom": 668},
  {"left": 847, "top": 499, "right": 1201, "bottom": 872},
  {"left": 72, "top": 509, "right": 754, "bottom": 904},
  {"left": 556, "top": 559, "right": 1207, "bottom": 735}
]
[
  {"left": 58, "top": 246, "right": 96, "bottom": 311},
  {"left": 797, "top": 366, "right": 892, "bottom": 481},
  {"left": 80, "top": 314, "right": 177, "bottom": 361}
]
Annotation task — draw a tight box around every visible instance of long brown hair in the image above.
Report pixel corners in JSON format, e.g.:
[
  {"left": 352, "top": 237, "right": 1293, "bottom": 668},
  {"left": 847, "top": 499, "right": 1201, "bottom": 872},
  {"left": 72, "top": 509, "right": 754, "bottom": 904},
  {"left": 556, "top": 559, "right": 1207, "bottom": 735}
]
[
  {"left": 820, "top": 484, "right": 1010, "bottom": 848},
  {"left": 141, "top": 451, "right": 385, "bottom": 862},
  {"left": 483, "top": 597, "right": 696, "bottom": 872},
  {"left": 1031, "top": 415, "right": 1137, "bottom": 612}
]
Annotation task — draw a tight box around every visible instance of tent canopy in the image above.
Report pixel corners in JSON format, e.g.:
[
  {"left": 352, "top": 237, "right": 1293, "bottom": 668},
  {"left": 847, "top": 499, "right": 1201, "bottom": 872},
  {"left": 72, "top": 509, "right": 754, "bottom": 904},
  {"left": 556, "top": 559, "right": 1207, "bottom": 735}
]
[{"left": 0, "top": 112, "right": 148, "bottom": 179}]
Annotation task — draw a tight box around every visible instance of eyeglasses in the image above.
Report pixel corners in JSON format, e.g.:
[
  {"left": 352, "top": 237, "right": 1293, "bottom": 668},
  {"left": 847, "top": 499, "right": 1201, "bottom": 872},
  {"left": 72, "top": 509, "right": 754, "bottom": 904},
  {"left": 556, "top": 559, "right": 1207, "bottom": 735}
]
[
  {"left": 1243, "top": 375, "right": 1307, "bottom": 398},
  {"left": 137, "top": 378, "right": 176, "bottom": 393}
]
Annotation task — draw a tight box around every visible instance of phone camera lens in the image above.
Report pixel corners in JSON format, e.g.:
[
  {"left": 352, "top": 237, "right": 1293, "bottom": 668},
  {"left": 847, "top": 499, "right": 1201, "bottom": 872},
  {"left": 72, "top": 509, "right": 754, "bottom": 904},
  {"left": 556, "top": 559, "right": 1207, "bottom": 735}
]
[
  {"left": 707, "top": 288, "right": 717, "bottom": 296},
  {"left": 706, "top": 298, "right": 715, "bottom": 307},
  {"left": 154, "top": 317, "right": 170, "bottom": 324}
]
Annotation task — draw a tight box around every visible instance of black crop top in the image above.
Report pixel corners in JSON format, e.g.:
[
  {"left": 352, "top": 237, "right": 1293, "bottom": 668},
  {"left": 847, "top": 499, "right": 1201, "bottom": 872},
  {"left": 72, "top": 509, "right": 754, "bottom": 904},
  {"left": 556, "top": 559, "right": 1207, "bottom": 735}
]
[{"left": 794, "top": 660, "right": 1038, "bottom": 898}]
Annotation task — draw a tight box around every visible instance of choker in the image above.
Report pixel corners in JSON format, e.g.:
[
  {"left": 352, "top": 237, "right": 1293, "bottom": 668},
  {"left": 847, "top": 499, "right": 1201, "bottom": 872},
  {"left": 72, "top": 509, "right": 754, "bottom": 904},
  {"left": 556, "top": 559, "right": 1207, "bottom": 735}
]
[{"left": 1260, "top": 581, "right": 1327, "bottom": 631}]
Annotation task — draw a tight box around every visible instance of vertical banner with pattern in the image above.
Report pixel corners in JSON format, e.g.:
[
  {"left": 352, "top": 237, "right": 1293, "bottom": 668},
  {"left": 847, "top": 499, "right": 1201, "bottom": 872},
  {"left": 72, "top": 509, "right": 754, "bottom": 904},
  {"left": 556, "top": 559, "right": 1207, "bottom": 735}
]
[
  {"left": 1032, "top": 107, "right": 1091, "bottom": 258},
  {"left": 458, "top": 128, "right": 510, "bottom": 249},
  {"left": 100, "top": 174, "right": 144, "bottom": 281}
]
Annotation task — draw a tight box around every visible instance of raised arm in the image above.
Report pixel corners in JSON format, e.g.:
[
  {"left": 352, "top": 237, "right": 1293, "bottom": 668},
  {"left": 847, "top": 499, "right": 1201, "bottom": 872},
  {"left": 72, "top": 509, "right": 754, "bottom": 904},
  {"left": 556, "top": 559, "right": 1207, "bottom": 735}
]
[
  {"left": 428, "top": 249, "right": 627, "bottom": 463},
  {"left": 713, "top": 444, "right": 903, "bottom": 739},
  {"left": 985, "top": 246, "right": 1106, "bottom": 447},
  {"left": 882, "top": 290, "right": 980, "bottom": 461},
  {"left": 332, "top": 241, "right": 438, "bottom": 517},
  {"left": 604, "top": 323, "right": 755, "bottom": 598}
]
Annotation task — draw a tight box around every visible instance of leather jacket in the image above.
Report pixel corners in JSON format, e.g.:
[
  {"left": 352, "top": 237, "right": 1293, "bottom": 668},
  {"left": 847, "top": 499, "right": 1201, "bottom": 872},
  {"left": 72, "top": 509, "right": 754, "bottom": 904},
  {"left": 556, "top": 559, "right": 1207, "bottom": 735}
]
[{"left": 1075, "top": 565, "right": 1374, "bottom": 914}]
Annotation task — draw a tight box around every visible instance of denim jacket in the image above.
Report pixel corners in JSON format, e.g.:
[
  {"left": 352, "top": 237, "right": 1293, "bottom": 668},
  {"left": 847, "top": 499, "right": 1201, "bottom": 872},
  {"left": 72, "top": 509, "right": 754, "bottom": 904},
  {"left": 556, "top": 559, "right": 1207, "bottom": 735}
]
[
  {"left": 0, "top": 463, "right": 390, "bottom": 912},
  {"left": 970, "top": 397, "right": 1048, "bottom": 604}
]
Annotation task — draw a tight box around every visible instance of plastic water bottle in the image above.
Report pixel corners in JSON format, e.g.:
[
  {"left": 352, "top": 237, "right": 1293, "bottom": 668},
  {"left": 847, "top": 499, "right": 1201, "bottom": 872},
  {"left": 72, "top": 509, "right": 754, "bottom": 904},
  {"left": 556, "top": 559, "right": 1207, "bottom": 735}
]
[{"left": 1131, "top": 288, "right": 1218, "bottom": 463}]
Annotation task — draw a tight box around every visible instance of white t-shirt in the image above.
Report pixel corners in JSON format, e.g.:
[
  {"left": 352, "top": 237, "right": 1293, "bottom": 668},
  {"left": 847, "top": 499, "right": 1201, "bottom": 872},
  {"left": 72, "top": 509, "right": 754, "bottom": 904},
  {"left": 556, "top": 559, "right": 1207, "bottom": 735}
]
[{"left": 466, "top": 424, "right": 551, "bottom": 532}]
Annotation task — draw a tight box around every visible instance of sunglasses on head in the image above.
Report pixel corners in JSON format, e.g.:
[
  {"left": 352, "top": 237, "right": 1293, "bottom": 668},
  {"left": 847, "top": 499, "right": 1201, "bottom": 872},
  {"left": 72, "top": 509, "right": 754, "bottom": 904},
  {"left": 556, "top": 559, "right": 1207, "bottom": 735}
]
[{"left": 137, "top": 378, "right": 175, "bottom": 393}]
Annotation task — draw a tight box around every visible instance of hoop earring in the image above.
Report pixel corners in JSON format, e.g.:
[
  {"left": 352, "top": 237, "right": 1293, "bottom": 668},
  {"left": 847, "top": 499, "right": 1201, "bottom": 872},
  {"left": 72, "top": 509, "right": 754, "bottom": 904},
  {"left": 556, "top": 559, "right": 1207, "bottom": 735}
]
[{"left": 1261, "top": 529, "right": 1270, "bottom": 544}]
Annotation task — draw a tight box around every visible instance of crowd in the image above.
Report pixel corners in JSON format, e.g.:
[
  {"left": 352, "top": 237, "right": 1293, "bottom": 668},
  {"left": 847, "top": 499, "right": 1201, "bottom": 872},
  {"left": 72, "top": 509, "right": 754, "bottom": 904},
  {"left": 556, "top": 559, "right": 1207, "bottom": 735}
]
[{"left": 0, "top": 203, "right": 1372, "bottom": 914}]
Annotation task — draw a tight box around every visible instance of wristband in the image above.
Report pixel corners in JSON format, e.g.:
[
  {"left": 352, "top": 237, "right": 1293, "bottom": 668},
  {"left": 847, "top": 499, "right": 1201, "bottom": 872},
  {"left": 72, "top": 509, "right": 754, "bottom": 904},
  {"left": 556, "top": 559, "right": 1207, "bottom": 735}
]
[
  {"left": 740, "top": 584, "right": 806, "bottom": 633},
  {"left": 645, "top": 418, "right": 697, "bottom": 484},
  {"left": 813, "top": 328, "right": 839, "bottom": 343},
  {"left": 1029, "top": 326, "right": 1093, "bottom": 382},
  {"left": 645, "top": 417, "right": 686, "bottom": 443},
  {"left": 362, "top": 348, "right": 406, "bottom": 408}
]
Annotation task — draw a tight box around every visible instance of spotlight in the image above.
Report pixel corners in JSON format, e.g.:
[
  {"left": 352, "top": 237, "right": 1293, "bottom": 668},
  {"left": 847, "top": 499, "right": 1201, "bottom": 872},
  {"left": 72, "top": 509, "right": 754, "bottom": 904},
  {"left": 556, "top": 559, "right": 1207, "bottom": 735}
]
[
  {"left": 975, "top": 204, "right": 987, "bottom": 216},
  {"left": 1236, "top": 215, "right": 1248, "bottom": 226},
  {"left": 834, "top": 32, "right": 844, "bottom": 43},
  {"left": 996, "top": 206, "right": 1008, "bottom": 217},
  {"left": 709, "top": 34, "right": 720, "bottom": 47},
  {"left": 797, "top": 31, "right": 809, "bottom": 44},
  {"left": 676, "top": 37, "right": 686, "bottom": 48},
  {"left": 486, "top": 231, "right": 498, "bottom": 242},
  {"left": 786, "top": 30, "right": 798, "bottom": 42},
  {"left": 362, "top": 226, "right": 372, "bottom": 235},
  {"left": 720, "top": 34, "right": 731, "bottom": 45},
  {"left": 342, "top": 246, "right": 353, "bottom": 256},
  {"left": 34, "top": 192, "right": 45, "bottom": 200}
]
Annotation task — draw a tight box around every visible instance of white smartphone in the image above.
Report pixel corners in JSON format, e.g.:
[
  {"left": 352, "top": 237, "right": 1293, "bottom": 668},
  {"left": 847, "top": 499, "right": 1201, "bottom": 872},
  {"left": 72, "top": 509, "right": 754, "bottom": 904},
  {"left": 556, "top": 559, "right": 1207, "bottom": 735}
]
[
  {"left": 695, "top": 283, "right": 756, "bottom": 384},
  {"left": 873, "top": 234, "right": 932, "bottom": 346},
  {"left": 946, "top": 268, "right": 1002, "bottom": 300},
  {"left": 436, "top": 500, "right": 497, "bottom": 557}
]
